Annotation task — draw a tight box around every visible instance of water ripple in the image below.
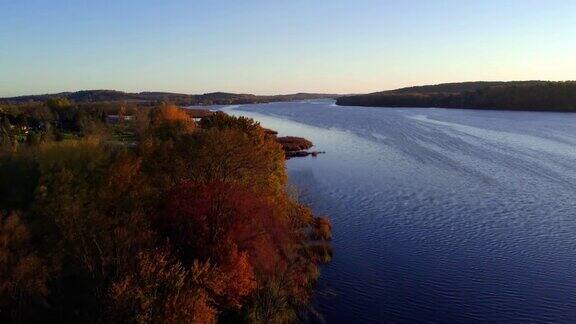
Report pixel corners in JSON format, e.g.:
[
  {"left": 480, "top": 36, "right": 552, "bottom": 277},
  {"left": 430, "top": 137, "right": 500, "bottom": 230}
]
[{"left": 226, "top": 101, "right": 576, "bottom": 323}]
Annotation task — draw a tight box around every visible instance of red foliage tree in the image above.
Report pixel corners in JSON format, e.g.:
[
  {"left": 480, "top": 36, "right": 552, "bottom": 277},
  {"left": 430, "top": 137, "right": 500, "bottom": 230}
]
[{"left": 156, "top": 181, "right": 294, "bottom": 276}]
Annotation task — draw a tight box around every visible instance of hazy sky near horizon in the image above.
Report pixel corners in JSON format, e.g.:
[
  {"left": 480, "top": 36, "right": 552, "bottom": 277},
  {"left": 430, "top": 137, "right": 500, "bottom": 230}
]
[{"left": 1, "top": 0, "right": 575, "bottom": 97}]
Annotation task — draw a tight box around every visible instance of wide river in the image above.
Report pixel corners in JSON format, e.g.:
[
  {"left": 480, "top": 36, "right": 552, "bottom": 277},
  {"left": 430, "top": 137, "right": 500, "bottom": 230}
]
[{"left": 223, "top": 100, "right": 576, "bottom": 323}]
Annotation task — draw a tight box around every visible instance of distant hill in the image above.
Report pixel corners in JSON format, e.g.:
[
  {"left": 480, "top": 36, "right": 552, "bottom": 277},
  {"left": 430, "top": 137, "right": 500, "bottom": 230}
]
[
  {"left": 0, "top": 90, "right": 339, "bottom": 106},
  {"left": 336, "top": 81, "right": 576, "bottom": 112}
]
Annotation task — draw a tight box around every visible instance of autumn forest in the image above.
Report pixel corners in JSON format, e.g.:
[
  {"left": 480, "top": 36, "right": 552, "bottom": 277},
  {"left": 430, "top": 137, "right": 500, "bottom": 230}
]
[{"left": 0, "top": 99, "right": 332, "bottom": 323}]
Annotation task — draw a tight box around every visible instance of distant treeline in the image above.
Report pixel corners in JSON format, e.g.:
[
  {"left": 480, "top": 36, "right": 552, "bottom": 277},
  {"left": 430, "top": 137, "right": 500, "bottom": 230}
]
[
  {"left": 337, "top": 81, "right": 576, "bottom": 111},
  {"left": 1, "top": 90, "right": 338, "bottom": 106}
]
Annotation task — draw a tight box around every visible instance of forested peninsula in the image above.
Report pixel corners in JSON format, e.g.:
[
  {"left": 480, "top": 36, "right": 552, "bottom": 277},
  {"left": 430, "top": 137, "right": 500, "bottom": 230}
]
[
  {"left": 0, "top": 98, "right": 332, "bottom": 323},
  {"left": 336, "top": 81, "right": 576, "bottom": 111}
]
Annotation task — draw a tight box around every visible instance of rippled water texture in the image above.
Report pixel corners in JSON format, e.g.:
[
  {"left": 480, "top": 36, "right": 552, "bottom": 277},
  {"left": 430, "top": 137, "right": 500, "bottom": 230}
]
[{"left": 224, "top": 101, "right": 576, "bottom": 323}]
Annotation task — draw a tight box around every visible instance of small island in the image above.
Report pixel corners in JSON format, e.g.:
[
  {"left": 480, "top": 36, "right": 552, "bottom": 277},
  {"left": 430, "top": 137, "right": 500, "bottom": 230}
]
[{"left": 276, "top": 136, "right": 324, "bottom": 159}]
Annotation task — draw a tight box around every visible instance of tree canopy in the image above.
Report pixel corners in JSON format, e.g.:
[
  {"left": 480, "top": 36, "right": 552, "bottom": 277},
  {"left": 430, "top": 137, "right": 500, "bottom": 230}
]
[{"left": 0, "top": 102, "right": 331, "bottom": 323}]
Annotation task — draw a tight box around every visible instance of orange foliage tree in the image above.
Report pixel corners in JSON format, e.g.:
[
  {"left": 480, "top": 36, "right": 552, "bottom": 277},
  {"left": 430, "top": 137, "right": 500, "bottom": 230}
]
[
  {"left": 110, "top": 249, "right": 218, "bottom": 324},
  {"left": 148, "top": 103, "right": 195, "bottom": 139}
]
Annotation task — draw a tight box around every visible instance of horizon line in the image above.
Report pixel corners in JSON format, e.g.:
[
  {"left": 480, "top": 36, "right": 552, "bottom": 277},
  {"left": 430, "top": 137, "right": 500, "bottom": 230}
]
[{"left": 2, "top": 79, "right": 575, "bottom": 99}]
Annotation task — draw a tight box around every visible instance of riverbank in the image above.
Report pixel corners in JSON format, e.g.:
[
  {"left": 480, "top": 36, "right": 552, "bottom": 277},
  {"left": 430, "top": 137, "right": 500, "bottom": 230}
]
[{"left": 188, "top": 108, "right": 323, "bottom": 160}]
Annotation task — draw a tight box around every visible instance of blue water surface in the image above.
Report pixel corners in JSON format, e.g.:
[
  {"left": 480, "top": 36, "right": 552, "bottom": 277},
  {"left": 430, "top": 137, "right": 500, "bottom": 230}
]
[{"left": 224, "top": 100, "right": 576, "bottom": 323}]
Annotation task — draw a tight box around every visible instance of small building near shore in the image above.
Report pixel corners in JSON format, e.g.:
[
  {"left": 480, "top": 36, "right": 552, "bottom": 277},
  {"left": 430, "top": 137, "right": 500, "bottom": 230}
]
[
  {"left": 106, "top": 114, "right": 134, "bottom": 124},
  {"left": 185, "top": 108, "right": 215, "bottom": 122}
]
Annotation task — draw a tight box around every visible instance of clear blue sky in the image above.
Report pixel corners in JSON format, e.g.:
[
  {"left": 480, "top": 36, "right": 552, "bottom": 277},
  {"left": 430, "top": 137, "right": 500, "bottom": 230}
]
[{"left": 1, "top": 0, "right": 575, "bottom": 96}]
